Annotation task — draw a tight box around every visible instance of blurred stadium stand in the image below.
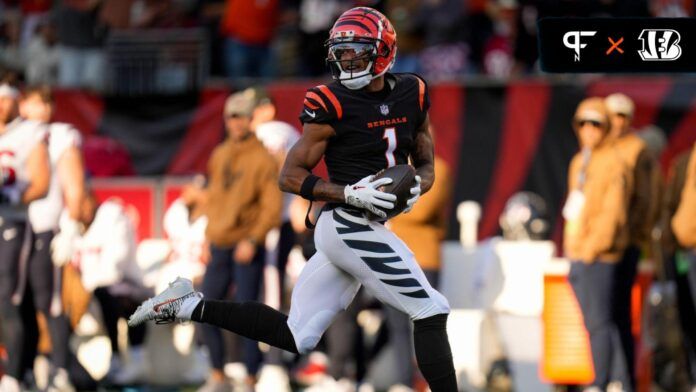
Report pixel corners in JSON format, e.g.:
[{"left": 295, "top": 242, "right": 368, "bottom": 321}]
[{"left": 105, "top": 28, "right": 209, "bottom": 96}]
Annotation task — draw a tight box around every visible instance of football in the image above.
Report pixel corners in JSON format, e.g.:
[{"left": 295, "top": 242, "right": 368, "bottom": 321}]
[{"left": 366, "top": 164, "right": 417, "bottom": 221}]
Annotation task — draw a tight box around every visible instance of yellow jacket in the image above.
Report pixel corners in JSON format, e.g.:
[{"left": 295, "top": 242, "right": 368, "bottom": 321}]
[
  {"left": 672, "top": 143, "right": 696, "bottom": 249},
  {"left": 390, "top": 157, "right": 452, "bottom": 270},
  {"left": 205, "top": 135, "right": 282, "bottom": 247}
]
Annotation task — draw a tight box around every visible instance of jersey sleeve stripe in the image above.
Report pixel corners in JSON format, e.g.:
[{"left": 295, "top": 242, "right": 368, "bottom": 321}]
[
  {"left": 318, "top": 85, "right": 343, "bottom": 120},
  {"left": 306, "top": 92, "right": 328, "bottom": 112},
  {"left": 417, "top": 77, "right": 425, "bottom": 110},
  {"left": 303, "top": 99, "right": 319, "bottom": 110}
]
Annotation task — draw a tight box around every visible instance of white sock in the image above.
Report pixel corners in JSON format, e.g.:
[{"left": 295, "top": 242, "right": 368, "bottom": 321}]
[{"left": 176, "top": 293, "right": 203, "bottom": 320}]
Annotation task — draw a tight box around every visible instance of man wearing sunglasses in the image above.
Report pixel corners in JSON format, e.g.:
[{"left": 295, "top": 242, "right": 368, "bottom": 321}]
[{"left": 564, "top": 97, "right": 632, "bottom": 392}]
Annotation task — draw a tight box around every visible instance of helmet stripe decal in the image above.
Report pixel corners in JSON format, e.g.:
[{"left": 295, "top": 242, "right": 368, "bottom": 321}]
[
  {"left": 362, "top": 12, "right": 383, "bottom": 40},
  {"left": 303, "top": 99, "right": 319, "bottom": 110},
  {"left": 342, "top": 14, "right": 379, "bottom": 31},
  {"left": 334, "top": 20, "right": 372, "bottom": 32},
  {"left": 318, "top": 85, "right": 343, "bottom": 120},
  {"left": 417, "top": 78, "right": 425, "bottom": 110},
  {"left": 306, "top": 92, "right": 328, "bottom": 112}
]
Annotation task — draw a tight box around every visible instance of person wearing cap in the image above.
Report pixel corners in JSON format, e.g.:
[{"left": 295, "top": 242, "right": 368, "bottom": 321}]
[
  {"left": 239, "top": 86, "right": 300, "bottom": 390},
  {"left": 563, "top": 97, "right": 631, "bottom": 392},
  {"left": 199, "top": 89, "right": 282, "bottom": 392},
  {"left": 603, "top": 93, "right": 661, "bottom": 391},
  {"left": 0, "top": 81, "right": 50, "bottom": 392}
]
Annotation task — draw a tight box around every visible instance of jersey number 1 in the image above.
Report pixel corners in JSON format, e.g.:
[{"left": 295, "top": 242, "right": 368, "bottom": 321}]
[{"left": 383, "top": 127, "right": 396, "bottom": 167}]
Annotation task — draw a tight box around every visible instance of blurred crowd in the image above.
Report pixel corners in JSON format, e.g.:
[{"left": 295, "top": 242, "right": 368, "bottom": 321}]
[{"left": 1, "top": 0, "right": 696, "bottom": 89}]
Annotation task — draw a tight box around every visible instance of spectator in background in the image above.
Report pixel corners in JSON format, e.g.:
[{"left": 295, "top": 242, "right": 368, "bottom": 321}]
[
  {"left": 415, "top": 0, "right": 469, "bottom": 80},
  {"left": 672, "top": 142, "right": 696, "bottom": 321},
  {"left": 661, "top": 143, "right": 696, "bottom": 388},
  {"left": 160, "top": 175, "right": 209, "bottom": 287},
  {"left": 0, "top": 81, "right": 50, "bottom": 392},
  {"left": 0, "top": 12, "right": 27, "bottom": 77},
  {"left": 386, "top": 128, "right": 452, "bottom": 391},
  {"left": 563, "top": 97, "right": 630, "bottom": 392},
  {"left": 604, "top": 93, "right": 659, "bottom": 392},
  {"left": 19, "top": 85, "right": 84, "bottom": 392},
  {"left": 220, "top": 0, "right": 279, "bottom": 79},
  {"left": 249, "top": 87, "right": 301, "bottom": 302},
  {"left": 65, "top": 190, "right": 150, "bottom": 385},
  {"left": 199, "top": 89, "right": 282, "bottom": 392},
  {"left": 386, "top": 0, "right": 423, "bottom": 74},
  {"left": 158, "top": 175, "right": 209, "bottom": 385},
  {"left": 243, "top": 86, "right": 299, "bottom": 391},
  {"left": 194, "top": 0, "right": 226, "bottom": 76},
  {"left": 297, "top": 0, "right": 346, "bottom": 77},
  {"left": 651, "top": 0, "right": 690, "bottom": 16},
  {"left": 129, "top": 0, "right": 185, "bottom": 29},
  {"left": 481, "top": 0, "right": 516, "bottom": 78},
  {"left": 25, "top": 19, "right": 60, "bottom": 85},
  {"left": 18, "top": 0, "right": 53, "bottom": 47},
  {"left": 53, "top": 0, "right": 106, "bottom": 91}
]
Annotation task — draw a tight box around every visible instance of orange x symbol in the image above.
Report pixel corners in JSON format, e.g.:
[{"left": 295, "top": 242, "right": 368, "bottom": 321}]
[{"left": 606, "top": 37, "right": 624, "bottom": 55}]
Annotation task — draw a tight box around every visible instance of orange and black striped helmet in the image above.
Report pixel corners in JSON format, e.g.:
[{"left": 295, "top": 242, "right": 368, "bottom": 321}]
[{"left": 325, "top": 7, "right": 397, "bottom": 89}]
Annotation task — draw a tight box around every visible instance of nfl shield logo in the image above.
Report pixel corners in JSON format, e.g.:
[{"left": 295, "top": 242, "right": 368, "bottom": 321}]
[{"left": 379, "top": 104, "right": 389, "bottom": 116}]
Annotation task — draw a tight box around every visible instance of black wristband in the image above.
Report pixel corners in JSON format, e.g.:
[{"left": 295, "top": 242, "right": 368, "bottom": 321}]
[{"left": 300, "top": 174, "right": 321, "bottom": 201}]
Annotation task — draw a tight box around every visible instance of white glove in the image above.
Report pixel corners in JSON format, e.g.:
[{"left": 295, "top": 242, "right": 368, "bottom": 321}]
[
  {"left": 51, "top": 218, "right": 81, "bottom": 267},
  {"left": 344, "top": 175, "right": 397, "bottom": 219},
  {"left": 403, "top": 175, "right": 422, "bottom": 213}
]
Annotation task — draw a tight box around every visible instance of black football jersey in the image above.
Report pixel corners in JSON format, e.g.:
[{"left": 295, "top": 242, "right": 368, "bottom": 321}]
[{"left": 299, "top": 73, "right": 430, "bottom": 186}]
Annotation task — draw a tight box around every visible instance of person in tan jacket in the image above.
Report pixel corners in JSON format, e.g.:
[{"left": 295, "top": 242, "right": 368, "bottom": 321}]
[
  {"left": 564, "top": 97, "right": 631, "bottom": 392},
  {"left": 672, "top": 143, "right": 696, "bottom": 250},
  {"left": 603, "top": 93, "right": 659, "bottom": 391},
  {"left": 659, "top": 144, "right": 696, "bottom": 388},
  {"left": 673, "top": 144, "right": 696, "bottom": 329},
  {"left": 200, "top": 89, "right": 282, "bottom": 391}
]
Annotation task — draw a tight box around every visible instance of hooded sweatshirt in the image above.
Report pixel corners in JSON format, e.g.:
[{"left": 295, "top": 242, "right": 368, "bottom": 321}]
[{"left": 205, "top": 135, "right": 282, "bottom": 247}]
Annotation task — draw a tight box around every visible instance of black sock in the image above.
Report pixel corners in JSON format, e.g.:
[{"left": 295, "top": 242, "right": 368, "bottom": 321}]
[
  {"left": 413, "top": 313, "right": 457, "bottom": 392},
  {"left": 191, "top": 300, "right": 298, "bottom": 354}
]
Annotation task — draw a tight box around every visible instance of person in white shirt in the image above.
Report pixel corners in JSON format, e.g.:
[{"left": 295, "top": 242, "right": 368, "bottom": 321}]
[
  {"left": 248, "top": 88, "right": 301, "bottom": 390},
  {"left": 63, "top": 190, "right": 149, "bottom": 385},
  {"left": 159, "top": 176, "right": 209, "bottom": 288},
  {"left": 19, "top": 85, "right": 84, "bottom": 391},
  {"left": 0, "top": 82, "right": 50, "bottom": 392}
]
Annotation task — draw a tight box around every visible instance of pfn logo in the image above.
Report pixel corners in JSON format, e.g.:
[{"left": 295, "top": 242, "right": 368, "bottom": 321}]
[
  {"left": 563, "top": 31, "right": 597, "bottom": 61},
  {"left": 638, "top": 29, "right": 682, "bottom": 61}
]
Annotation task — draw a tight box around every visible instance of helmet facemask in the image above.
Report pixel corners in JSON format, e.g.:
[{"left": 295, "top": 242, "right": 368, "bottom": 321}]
[{"left": 326, "top": 40, "right": 380, "bottom": 90}]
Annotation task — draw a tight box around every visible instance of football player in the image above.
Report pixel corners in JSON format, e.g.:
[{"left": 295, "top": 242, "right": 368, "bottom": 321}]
[
  {"left": 0, "top": 81, "right": 50, "bottom": 392},
  {"left": 70, "top": 190, "right": 149, "bottom": 384},
  {"left": 19, "top": 85, "right": 84, "bottom": 391},
  {"left": 130, "top": 8, "right": 457, "bottom": 391}
]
